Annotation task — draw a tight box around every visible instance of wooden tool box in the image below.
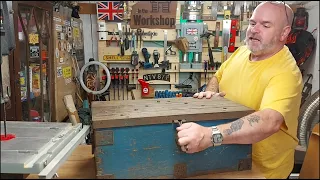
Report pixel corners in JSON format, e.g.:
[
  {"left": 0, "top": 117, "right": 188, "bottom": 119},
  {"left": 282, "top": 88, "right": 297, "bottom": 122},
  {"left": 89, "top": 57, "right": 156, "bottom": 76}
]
[{"left": 91, "top": 97, "right": 254, "bottom": 179}]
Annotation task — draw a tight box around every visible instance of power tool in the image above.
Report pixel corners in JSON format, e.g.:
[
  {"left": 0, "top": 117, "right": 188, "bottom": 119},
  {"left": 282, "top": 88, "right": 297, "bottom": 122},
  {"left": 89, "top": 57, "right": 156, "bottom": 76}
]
[
  {"left": 153, "top": 50, "right": 160, "bottom": 68},
  {"left": 131, "top": 50, "right": 139, "bottom": 66},
  {"left": 141, "top": 48, "right": 152, "bottom": 69}
]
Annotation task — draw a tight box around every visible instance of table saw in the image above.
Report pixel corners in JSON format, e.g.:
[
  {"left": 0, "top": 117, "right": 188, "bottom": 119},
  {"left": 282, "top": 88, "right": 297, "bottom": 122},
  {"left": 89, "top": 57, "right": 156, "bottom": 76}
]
[{"left": 1, "top": 121, "right": 90, "bottom": 179}]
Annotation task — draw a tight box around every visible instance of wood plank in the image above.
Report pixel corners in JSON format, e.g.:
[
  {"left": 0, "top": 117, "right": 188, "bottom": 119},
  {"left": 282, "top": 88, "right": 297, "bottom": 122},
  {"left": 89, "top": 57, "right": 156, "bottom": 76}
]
[
  {"left": 78, "top": 3, "right": 96, "bottom": 14},
  {"left": 93, "top": 103, "right": 250, "bottom": 117},
  {"left": 91, "top": 97, "right": 254, "bottom": 129}
]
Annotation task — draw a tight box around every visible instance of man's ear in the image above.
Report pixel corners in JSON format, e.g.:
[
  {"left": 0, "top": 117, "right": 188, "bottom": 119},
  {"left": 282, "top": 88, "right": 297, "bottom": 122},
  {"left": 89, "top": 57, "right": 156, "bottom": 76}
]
[{"left": 281, "top": 26, "right": 291, "bottom": 42}]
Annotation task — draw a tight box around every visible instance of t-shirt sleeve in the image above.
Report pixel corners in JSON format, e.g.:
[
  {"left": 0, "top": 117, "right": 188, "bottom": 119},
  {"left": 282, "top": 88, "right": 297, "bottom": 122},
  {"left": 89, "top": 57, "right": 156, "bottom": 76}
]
[
  {"left": 259, "top": 71, "right": 303, "bottom": 129},
  {"left": 214, "top": 46, "right": 244, "bottom": 82},
  {"left": 214, "top": 60, "right": 226, "bottom": 83}
]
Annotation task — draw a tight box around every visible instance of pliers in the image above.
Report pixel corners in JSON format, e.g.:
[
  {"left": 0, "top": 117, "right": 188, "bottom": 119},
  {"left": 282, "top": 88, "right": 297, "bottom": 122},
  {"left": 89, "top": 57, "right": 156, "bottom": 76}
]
[{"left": 107, "top": 30, "right": 118, "bottom": 47}]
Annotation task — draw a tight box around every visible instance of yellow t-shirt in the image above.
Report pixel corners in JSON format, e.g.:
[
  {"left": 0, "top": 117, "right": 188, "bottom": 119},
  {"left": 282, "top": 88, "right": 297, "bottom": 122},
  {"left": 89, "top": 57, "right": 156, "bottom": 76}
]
[{"left": 215, "top": 46, "right": 303, "bottom": 179}]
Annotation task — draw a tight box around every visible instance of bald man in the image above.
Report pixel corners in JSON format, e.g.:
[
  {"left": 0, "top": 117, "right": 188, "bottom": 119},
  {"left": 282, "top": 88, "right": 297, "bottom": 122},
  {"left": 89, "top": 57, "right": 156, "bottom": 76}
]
[{"left": 176, "top": 2, "right": 302, "bottom": 179}]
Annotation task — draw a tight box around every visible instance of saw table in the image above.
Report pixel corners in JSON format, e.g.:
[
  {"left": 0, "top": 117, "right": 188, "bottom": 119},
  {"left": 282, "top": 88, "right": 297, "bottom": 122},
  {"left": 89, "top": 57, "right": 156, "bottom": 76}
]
[{"left": 0, "top": 121, "right": 90, "bottom": 179}]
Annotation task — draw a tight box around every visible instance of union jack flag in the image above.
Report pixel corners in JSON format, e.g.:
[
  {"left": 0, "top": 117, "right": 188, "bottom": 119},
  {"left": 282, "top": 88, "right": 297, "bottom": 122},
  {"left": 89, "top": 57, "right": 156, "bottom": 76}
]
[
  {"left": 186, "top": 28, "right": 198, "bottom": 35},
  {"left": 96, "top": 1, "right": 124, "bottom": 21}
]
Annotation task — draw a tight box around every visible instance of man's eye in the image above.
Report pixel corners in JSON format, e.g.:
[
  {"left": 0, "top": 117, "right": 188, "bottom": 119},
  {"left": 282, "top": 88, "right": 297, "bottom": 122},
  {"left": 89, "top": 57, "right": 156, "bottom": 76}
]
[
  {"left": 263, "top": 25, "right": 270, "bottom": 28},
  {"left": 250, "top": 23, "right": 256, "bottom": 26}
]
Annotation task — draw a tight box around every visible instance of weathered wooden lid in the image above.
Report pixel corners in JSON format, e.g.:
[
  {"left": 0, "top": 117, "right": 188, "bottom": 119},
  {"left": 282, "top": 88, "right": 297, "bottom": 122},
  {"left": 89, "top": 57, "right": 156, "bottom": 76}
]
[{"left": 91, "top": 97, "right": 254, "bottom": 129}]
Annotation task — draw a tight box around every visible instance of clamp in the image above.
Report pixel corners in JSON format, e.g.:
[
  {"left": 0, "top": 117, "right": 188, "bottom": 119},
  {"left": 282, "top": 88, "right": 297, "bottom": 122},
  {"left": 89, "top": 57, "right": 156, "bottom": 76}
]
[
  {"left": 106, "top": 30, "right": 118, "bottom": 47},
  {"left": 165, "top": 45, "right": 177, "bottom": 55}
]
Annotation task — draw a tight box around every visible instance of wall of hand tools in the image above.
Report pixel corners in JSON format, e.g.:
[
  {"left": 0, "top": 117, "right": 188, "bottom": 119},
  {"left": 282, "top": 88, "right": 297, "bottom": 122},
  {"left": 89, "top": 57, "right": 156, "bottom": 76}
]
[{"left": 96, "top": 1, "right": 258, "bottom": 101}]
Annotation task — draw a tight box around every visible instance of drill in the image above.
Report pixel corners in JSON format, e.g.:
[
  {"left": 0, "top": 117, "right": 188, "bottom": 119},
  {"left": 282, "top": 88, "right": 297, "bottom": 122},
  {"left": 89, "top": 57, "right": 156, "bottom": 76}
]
[
  {"left": 141, "top": 48, "right": 152, "bottom": 69},
  {"left": 153, "top": 50, "right": 160, "bottom": 68}
]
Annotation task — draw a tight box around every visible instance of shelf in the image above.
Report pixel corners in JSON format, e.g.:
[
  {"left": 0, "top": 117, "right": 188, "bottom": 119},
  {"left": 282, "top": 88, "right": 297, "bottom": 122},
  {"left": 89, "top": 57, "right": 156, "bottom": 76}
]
[{"left": 180, "top": 69, "right": 217, "bottom": 73}]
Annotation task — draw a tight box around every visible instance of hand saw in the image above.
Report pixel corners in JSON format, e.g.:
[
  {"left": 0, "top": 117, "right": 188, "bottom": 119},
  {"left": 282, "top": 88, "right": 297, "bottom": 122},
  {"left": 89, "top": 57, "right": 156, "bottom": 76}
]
[{"left": 222, "top": 20, "right": 231, "bottom": 62}]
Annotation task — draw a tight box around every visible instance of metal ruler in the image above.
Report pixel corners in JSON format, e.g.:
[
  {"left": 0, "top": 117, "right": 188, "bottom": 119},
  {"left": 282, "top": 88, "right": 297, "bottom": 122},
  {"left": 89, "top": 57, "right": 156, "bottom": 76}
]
[{"left": 164, "top": 30, "right": 168, "bottom": 62}]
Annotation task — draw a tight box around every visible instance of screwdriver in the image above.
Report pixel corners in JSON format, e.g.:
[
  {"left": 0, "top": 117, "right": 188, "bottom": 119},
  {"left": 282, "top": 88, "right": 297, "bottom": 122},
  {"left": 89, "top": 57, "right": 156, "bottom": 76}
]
[
  {"left": 124, "top": 25, "right": 129, "bottom": 50},
  {"left": 110, "top": 68, "right": 115, "bottom": 100},
  {"left": 120, "top": 68, "right": 125, "bottom": 100},
  {"left": 115, "top": 67, "right": 119, "bottom": 100},
  {"left": 125, "top": 68, "right": 129, "bottom": 100}
]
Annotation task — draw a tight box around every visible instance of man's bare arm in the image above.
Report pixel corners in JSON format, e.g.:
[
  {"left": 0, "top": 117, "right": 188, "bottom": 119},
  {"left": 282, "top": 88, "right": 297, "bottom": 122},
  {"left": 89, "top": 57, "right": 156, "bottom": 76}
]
[
  {"left": 207, "top": 109, "right": 284, "bottom": 145},
  {"left": 205, "top": 76, "right": 219, "bottom": 93}
]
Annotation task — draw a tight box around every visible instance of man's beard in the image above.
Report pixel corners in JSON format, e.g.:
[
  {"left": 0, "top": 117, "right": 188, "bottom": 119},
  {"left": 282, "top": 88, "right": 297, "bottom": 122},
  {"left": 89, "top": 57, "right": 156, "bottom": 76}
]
[{"left": 245, "top": 36, "right": 277, "bottom": 55}]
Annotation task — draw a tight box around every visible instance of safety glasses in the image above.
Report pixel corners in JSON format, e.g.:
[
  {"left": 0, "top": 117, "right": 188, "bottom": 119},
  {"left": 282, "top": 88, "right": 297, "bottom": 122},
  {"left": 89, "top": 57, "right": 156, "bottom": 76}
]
[{"left": 269, "top": 1, "right": 289, "bottom": 25}]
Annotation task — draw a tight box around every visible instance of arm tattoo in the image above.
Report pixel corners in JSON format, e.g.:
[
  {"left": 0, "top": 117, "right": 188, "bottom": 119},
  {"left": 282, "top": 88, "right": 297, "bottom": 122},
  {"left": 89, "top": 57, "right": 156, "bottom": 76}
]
[
  {"left": 247, "top": 115, "right": 260, "bottom": 126},
  {"left": 223, "top": 119, "right": 244, "bottom": 135},
  {"left": 206, "top": 76, "right": 219, "bottom": 93},
  {"left": 223, "top": 114, "right": 261, "bottom": 136}
]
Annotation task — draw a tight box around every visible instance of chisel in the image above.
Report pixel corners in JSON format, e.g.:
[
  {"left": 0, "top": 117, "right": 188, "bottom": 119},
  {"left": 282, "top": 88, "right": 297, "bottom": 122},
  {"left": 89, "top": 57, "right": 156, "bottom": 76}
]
[
  {"left": 125, "top": 68, "right": 129, "bottom": 100},
  {"left": 110, "top": 68, "right": 115, "bottom": 100},
  {"left": 115, "top": 67, "right": 119, "bottom": 100},
  {"left": 120, "top": 68, "right": 124, "bottom": 100}
]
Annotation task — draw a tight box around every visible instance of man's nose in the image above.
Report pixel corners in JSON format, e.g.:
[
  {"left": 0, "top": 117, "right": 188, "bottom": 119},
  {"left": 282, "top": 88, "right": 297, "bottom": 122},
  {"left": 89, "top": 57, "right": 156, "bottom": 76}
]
[{"left": 250, "top": 25, "right": 260, "bottom": 34}]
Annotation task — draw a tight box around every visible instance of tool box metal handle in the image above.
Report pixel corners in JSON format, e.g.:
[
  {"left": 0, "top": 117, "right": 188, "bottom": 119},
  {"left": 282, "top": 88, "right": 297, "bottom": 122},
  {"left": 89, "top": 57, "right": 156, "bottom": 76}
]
[{"left": 173, "top": 119, "right": 187, "bottom": 126}]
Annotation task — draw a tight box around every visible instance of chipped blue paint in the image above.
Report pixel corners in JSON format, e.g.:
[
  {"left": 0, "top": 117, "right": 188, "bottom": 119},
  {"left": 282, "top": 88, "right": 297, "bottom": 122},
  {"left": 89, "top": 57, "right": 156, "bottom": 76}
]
[{"left": 95, "top": 119, "right": 252, "bottom": 178}]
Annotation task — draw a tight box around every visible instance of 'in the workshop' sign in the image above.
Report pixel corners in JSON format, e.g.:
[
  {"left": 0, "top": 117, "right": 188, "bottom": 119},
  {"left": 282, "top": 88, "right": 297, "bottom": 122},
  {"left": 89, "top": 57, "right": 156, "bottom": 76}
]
[
  {"left": 130, "top": 1, "right": 177, "bottom": 29},
  {"left": 143, "top": 73, "right": 170, "bottom": 82}
]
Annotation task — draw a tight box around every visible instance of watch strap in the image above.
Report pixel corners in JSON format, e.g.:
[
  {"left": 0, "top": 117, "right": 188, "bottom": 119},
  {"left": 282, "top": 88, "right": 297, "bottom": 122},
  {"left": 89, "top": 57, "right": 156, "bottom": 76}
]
[{"left": 211, "top": 126, "right": 222, "bottom": 146}]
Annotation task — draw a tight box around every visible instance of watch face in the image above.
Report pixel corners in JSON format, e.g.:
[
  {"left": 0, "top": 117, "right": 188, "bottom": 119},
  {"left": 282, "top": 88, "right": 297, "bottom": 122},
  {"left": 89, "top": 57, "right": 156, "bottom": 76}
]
[{"left": 214, "top": 134, "right": 223, "bottom": 143}]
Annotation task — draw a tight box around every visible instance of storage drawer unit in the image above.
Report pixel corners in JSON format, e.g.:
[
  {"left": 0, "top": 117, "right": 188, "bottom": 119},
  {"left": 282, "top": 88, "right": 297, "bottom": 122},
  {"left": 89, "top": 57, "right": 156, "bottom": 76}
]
[{"left": 91, "top": 97, "right": 254, "bottom": 179}]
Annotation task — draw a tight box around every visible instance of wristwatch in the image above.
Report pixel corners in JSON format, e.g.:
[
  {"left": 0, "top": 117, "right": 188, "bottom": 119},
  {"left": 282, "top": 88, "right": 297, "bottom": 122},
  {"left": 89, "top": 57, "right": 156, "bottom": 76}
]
[{"left": 211, "top": 126, "right": 223, "bottom": 146}]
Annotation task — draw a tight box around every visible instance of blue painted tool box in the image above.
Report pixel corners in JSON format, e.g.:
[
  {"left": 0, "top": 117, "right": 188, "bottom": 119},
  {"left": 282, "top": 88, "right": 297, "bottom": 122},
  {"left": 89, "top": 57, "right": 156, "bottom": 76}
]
[{"left": 91, "top": 97, "right": 254, "bottom": 179}]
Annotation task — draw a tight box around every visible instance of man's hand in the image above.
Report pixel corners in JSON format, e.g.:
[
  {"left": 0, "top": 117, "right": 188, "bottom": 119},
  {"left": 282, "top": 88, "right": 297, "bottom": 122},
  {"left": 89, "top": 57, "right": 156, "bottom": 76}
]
[
  {"left": 193, "top": 91, "right": 226, "bottom": 99},
  {"left": 176, "top": 122, "right": 213, "bottom": 153}
]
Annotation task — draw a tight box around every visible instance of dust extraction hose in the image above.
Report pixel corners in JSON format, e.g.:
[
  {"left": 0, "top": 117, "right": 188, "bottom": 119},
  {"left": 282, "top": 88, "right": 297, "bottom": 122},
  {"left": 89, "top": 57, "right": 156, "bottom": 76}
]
[{"left": 298, "top": 89, "right": 319, "bottom": 147}]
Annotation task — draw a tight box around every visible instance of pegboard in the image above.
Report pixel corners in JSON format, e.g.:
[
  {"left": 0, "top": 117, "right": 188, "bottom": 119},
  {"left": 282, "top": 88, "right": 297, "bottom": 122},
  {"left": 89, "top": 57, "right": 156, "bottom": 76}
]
[
  {"left": 52, "top": 11, "right": 85, "bottom": 121},
  {"left": 96, "top": 1, "right": 252, "bottom": 97}
]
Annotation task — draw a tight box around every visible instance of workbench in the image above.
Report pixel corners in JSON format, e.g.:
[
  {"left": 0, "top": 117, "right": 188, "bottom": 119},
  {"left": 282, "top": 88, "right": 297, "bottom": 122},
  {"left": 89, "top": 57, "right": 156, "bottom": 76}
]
[{"left": 27, "top": 145, "right": 265, "bottom": 179}]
